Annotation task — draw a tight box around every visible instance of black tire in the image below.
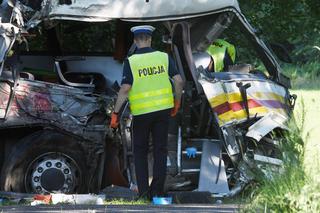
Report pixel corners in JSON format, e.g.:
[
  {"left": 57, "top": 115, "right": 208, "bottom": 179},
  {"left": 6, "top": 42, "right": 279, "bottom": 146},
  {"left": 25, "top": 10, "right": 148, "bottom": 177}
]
[{"left": 0, "top": 130, "right": 89, "bottom": 193}]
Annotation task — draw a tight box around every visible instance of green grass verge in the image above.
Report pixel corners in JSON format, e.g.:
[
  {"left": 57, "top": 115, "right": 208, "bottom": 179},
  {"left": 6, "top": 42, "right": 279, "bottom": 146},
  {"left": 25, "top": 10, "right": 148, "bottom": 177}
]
[
  {"left": 104, "top": 198, "right": 150, "bottom": 205},
  {"left": 245, "top": 122, "right": 306, "bottom": 212},
  {"left": 282, "top": 62, "right": 320, "bottom": 88},
  {"left": 245, "top": 63, "right": 320, "bottom": 212}
]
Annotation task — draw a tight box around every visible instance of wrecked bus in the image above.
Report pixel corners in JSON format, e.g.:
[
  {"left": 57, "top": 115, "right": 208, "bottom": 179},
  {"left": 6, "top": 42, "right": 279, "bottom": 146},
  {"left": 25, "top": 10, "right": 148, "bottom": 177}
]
[{"left": 0, "top": 0, "right": 295, "bottom": 196}]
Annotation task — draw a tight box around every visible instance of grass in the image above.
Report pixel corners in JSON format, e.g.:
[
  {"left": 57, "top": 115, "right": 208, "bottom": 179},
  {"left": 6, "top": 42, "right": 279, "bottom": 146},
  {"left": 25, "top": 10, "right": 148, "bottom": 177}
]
[
  {"left": 282, "top": 61, "right": 320, "bottom": 88},
  {"left": 285, "top": 61, "right": 320, "bottom": 183},
  {"left": 293, "top": 90, "right": 320, "bottom": 175},
  {"left": 245, "top": 62, "right": 320, "bottom": 212},
  {"left": 104, "top": 198, "right": 150, "bottom": 205}
]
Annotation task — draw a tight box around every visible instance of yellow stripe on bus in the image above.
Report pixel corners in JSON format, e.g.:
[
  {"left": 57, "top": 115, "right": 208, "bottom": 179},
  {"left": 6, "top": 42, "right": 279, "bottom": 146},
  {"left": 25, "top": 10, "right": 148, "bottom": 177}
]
[
  {"left": 208, "top": 92, "right": 285, "bottom": 108},
  {"left": 216, "top": 107, "right": 287, "bottom": 126}
]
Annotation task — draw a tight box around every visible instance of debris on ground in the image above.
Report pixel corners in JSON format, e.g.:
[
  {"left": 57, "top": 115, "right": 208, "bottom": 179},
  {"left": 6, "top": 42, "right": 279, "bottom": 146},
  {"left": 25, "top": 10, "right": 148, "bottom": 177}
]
[
  {"left": 0, "top": 191, "right": 105, "bottom": 206},
  {"left": 51, "top": 194, "right": 105, "bottom": 205},
  {"left": 31, "top": 194, "right": 52, "bottom": 205},
  {"left": 0, "top": 188, "right": 217, "bottom": 206}
]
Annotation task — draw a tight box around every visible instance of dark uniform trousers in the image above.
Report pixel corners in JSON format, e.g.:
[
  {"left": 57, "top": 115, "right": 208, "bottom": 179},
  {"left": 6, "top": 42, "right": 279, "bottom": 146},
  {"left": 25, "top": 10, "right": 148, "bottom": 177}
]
[{"left": 132, "top": 109, "right": 170, "bottom": 197}]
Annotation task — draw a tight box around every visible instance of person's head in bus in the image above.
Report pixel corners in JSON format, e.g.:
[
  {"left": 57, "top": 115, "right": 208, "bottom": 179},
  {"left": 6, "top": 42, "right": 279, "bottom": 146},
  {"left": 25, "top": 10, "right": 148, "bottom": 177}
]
[{"left": 206, "top": 39, "right": 236, "bottom": 72}]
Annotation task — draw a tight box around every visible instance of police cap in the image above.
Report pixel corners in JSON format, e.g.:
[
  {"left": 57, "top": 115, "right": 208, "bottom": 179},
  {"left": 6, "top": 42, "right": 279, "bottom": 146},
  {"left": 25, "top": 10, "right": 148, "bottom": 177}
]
[{"left": 130, "top": 25, "right": 155, "bottom": 36}]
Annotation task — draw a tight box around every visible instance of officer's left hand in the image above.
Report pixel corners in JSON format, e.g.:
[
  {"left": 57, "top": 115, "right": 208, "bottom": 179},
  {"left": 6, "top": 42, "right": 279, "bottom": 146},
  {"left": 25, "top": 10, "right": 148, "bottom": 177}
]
[
  {"left": 110, "top": 112, "right": 119, "bottom": 128},
  {"left": 170, "top": 100, "right": 181, "bottom": 117}
]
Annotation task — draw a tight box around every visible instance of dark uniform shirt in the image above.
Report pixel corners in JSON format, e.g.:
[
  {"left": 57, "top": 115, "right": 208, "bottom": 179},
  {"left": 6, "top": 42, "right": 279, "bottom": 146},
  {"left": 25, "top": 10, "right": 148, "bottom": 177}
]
[{"left": 121, "top": 47, "right": 179, "bottom": 85}]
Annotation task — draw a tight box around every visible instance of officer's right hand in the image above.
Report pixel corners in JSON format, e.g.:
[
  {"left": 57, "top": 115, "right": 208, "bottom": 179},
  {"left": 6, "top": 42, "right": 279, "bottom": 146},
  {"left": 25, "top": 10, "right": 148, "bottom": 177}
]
[{"left": 110, "top": 112, "right": 119, "bottom": 128}]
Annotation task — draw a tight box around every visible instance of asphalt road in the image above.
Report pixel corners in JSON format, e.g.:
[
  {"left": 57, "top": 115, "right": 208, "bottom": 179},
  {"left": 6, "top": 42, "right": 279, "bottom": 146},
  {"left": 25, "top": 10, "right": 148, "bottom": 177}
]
[{"left": 0, "top": 204, "right": 240, "bottom": 212}]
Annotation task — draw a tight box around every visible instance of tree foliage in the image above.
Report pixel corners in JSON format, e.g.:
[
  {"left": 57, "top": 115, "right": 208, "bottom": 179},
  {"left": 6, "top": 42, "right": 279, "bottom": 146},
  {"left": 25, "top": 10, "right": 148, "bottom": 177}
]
[{"left": 238, "top": 0, "right": 320, "bottom": 62}]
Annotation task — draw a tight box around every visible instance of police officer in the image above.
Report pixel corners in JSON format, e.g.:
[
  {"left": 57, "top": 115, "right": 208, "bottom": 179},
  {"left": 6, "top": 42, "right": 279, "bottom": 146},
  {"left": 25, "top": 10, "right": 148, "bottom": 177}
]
[
  {"left": 110, "top": 25, "right": 183, "bottom": 199},
  {"left": 206, "top": 39, "right": 236, "bottom": 72}
]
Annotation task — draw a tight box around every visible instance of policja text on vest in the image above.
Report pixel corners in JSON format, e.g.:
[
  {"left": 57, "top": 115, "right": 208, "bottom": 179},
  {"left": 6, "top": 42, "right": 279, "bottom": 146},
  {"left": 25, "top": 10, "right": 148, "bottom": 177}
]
[{"left": 138, "top": 65, "right": 166, "bottom": 77}]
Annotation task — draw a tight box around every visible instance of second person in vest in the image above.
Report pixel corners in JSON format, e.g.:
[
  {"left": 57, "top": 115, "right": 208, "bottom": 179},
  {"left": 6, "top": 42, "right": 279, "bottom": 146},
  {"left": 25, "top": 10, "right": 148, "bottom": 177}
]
[
  {"left": 207, "top": 39, "right": 236, "bottom": 72},
  {"left": 110, "top": 25, "right": 184, "bottom": 199}
]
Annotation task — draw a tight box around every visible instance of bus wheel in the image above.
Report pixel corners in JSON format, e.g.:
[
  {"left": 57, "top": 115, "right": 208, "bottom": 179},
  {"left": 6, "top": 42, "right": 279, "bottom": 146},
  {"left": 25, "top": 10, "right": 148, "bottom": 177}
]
[{"left": 0, "top": 130, "right": 88, "bottom": 194}]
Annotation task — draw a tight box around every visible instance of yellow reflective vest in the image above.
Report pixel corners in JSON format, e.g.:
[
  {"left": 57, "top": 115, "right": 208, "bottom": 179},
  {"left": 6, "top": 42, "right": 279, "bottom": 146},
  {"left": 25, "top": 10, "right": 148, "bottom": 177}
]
[
  {"left": 206, "top": 39, "right": 236, "bottom": 72},
  {"left": 128, "top": 51, "right": 174, "bottom": 116}
]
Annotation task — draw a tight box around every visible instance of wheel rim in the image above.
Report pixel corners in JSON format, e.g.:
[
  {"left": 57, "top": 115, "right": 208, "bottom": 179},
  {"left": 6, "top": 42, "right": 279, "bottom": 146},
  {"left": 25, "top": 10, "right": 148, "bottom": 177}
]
[{"left": 25, "top": 152, "right": 81, "bottom": 193}]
